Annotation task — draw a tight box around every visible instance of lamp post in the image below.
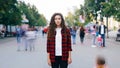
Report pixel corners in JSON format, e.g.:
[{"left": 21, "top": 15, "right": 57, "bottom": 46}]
[
  {"left": 21, "top": 14, "right": 29, "bottom": 31},
  {"left": 21, "top": 14, "right": 29, "bottom": 23}
]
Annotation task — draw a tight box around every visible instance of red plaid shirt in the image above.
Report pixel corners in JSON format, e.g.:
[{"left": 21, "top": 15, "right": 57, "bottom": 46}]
[{"left": 47, "top": 28, "right": 72, "bottom": 62}]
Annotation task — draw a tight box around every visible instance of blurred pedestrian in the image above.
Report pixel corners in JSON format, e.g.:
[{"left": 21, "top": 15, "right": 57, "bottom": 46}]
[
  {"left": 99, "top": 21, "right": 107, "bottom": 47},
  {"left": 16, "top": 25, "right": 22, "bottom": 51},
  {"left": 96, "top": 22, "right": 99, "bottom": 36},
  {"left": 47, "top": 13, "right": 72, "bottom": 68},
  {"left": 79, "top": 25, "right": 85, "bottom": 44},
  {"left": 71, "top": 26, "right": 77, "bottom": 45},
  {"left": 91, "top": 25, "right": 97, "bottom": 47},
  {"left": 94, "top": 56, "right": 108, "bottom": 68},
  {"left": 25, "top": 27, "right": 36, "bottom": 51}
]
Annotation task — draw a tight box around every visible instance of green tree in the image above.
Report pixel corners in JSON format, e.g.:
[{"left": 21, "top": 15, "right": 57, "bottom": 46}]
[
  {"left": 111, "top": 0, "right": 120, "bottom": 21},
  {"left": 0, "top": 0, "right": 22, "bottom": 25},
  {"left": 18, "top": 1, "right": 47, "bottom": 26},
  {"left": 65, "top": 12, "right": 74, "bottom": 26},
  {"left": 37, "top": 14, "right": 47, "bottom": 26}
]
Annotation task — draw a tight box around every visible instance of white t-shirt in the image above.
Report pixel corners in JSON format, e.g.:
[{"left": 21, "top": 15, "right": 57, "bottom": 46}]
[
  {"left": 25, "top": 31, "right": 36, "bottom": 40},
  {"left": 55, "top": 28, "right": 62, "bottom": 56},
  {"left": 101, "top": 25, "right": 104, "bottom": 34}
]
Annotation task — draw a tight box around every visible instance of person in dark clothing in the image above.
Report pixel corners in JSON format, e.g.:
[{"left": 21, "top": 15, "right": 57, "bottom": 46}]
[
  {"left": 98, "top": 22, "right": 107, "bottom": 47},
  {"left": 79, "top": 26, "right": 85, "bottom": 44}
]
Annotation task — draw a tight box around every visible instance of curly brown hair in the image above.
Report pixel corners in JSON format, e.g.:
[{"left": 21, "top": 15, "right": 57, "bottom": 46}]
[{"left": 47, "top": 13, "right": 67, "bottom": 38}]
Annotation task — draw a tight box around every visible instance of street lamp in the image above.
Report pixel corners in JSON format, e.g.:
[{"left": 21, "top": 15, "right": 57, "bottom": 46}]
[
  {"left": 21, "top": 14, "right": 29, "bottom": 31},
  {"left": 21, "top": 14, "right": 29, "bottom": 23}
]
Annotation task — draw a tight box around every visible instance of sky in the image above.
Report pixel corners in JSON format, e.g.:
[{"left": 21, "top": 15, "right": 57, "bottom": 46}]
[{"left": 20, "top": 0, "right": 84, "bottom": 21}]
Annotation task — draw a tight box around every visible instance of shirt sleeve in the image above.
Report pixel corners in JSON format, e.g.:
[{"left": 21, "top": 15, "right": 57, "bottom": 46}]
[
  {"left": 47, "top": 37, "right": 50, "bottom": 53},
  {"left": 67, "top": 29, "right": 72, "bottom": 51}
]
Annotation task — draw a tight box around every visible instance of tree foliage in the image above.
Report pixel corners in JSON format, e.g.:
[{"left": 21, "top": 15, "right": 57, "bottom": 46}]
[
  {"left": 0, "top": 1, "right": 47, "bottom": 26},
  {"left": 18, "top": 1, "right": 47, "bottom": 26},
  {"left": 0, "top": 0, "right": 22, "bottom": 25},
  {"left": 84, "top": 0, "right": 120, "bottom": 22}
]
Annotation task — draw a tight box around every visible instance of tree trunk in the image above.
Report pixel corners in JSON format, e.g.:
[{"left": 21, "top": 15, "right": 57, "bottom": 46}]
[
  {"left": 106, "top": 16, "right": 109, "bottom": 38},
  {"left": 9, "top": 25, "right": 12, "bottom": 36},
  {"left": 5, "top": 25, "right": 8, "bottom": 37}
]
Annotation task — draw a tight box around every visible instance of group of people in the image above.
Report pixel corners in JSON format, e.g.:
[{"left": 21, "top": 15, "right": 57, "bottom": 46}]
[
  {"left": 69, "top": 21, "right": 107, "bottom": 48},
  {"left": 16, "top": 25, "right": 37, "bottom": 51},
  {"left": 46, "top": 13, "right": 108, "bottom": 68},
  {"left": 70, "top": 25, "right": 85, "bottom": 45},
  {"left": 91, "top": 22, "right": 107, "bottom": 48}
]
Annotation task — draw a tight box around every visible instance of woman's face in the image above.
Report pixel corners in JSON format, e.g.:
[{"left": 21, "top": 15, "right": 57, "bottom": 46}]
[{"left": 54, "top": 15, "right": 62, "bottom": 27}]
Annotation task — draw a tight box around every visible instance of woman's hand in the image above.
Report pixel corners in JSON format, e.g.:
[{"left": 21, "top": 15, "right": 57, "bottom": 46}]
[
  {"left": 47, "top": 53, "right": 51, "bottom": 66},
  {"left": 68, "top": 57, "right": 72, "bottom": 64},
  {"left": 47, "top": 58, "right": 51, "bottom": 66}
]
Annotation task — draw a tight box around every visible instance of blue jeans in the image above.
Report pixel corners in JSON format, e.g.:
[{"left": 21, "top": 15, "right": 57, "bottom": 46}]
[
  {"left": 101, "top": 34, "right": 105, "bottom": 47},
  {"left": 72, "top": 35, "right": 76, "bottom": 44},
  {"left": 16, "top": 35, "right": 21, "bottom": 43}
]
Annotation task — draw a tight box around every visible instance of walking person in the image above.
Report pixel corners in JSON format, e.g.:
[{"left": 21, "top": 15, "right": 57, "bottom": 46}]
[
  {"left": 16, "top": 25, "right": 22, "bottom": 51},
  {"left": 91, "top": 25, "right": 97, "bottom": 47},
  {"left": 47, "top": 13, "right": 72, "bottom": 68},
  {"left": 25, "top": 27, "right": 36, "bottom": 51},
  {"left": 99, "top": 22, "right": 107, "bottom": 47},
  {"left": 71, "top": 26, "right": 77, "bottom": 45},
  {"left": 96, "top": 22, "right": 99, "bottom": 36},
  {"left": 79, "top": 25, "right": 85, "bottom": 44}
]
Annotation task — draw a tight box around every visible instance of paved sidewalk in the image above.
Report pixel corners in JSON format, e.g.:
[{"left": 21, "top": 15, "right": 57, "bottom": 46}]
[
  {"left": 0, "top": 37, "right": 16, "bottom": 44},
  {"left": 0, "top": 34, "right": 120, "bottom": 68}
]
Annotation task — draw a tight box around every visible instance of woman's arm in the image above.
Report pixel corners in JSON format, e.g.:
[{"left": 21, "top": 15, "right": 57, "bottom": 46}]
[
  {"left": 67, "top": 29, "right": 72, "bottom": 64},
  {"left": 47, "top": 36, "right": 51, "bottom": 66},
  {"left": 68, "top": 51, "right": 72, "bottom": 64},
  {"left": 47, "top": 53, "right": 51, "bottom": 66}
]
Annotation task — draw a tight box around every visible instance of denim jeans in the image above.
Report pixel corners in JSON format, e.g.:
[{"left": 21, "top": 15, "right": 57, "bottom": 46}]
[
  {"left": 16, "top": 35, "right": 21, "bottom": 43},
  {"left": 16, "top": 35, "right": 21, "bottom": 50},
  {"left": 101, "top": 34, "right": 105, "bottom": 47},
  {"left": 72, "top": 35, "right": 76, "bottom": 44}
]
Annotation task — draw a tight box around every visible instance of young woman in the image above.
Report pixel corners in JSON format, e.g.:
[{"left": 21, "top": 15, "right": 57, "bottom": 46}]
[{"left": 47, "top": 13, "right": 72, "bottom": 68}]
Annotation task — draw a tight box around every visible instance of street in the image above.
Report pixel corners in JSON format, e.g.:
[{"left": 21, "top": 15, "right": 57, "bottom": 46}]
[{"left": 0, "top": 32, "right": 120, "bottom": 68}]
